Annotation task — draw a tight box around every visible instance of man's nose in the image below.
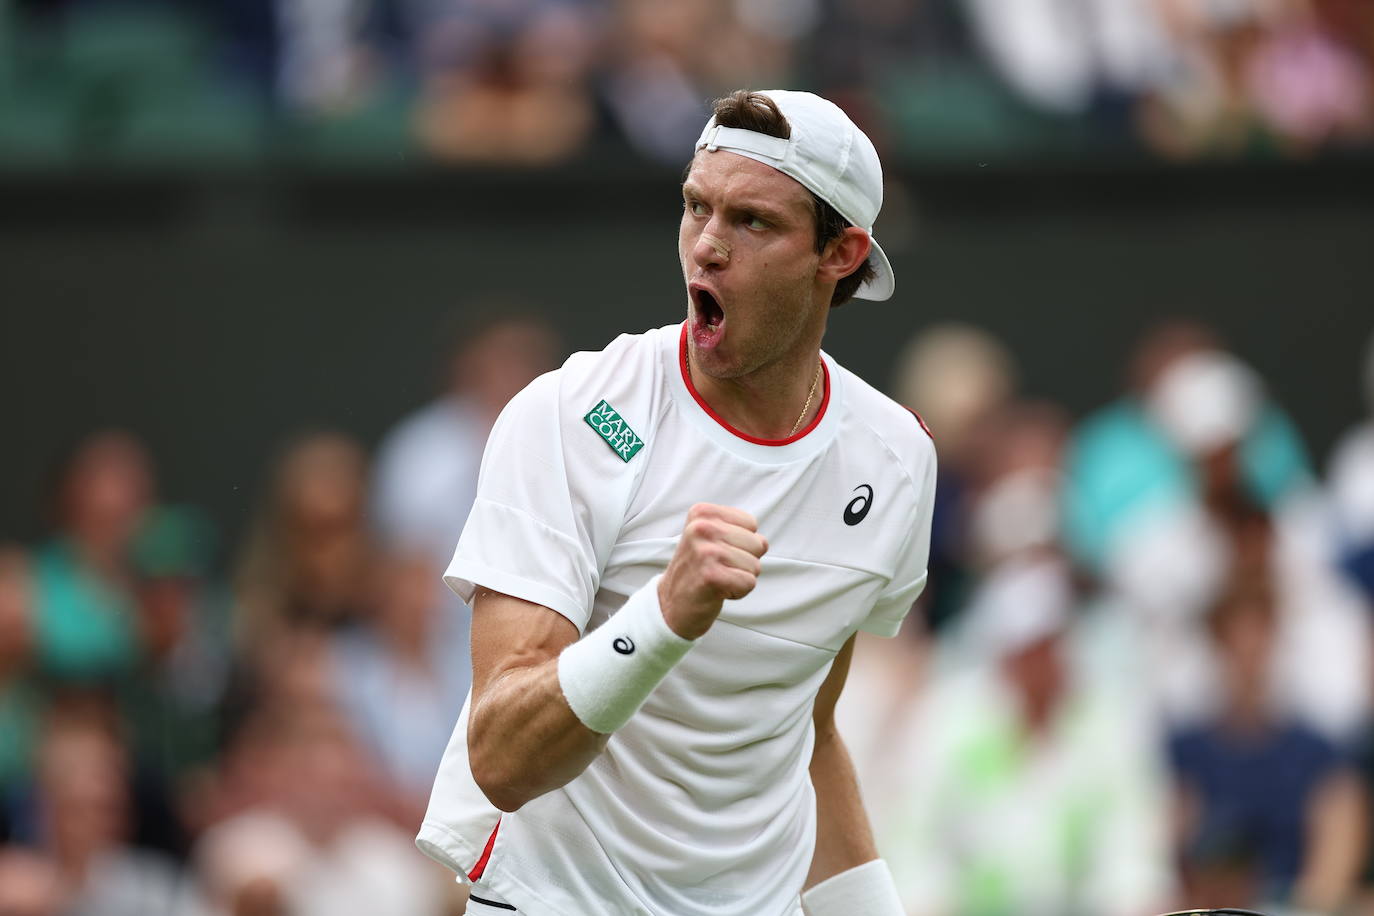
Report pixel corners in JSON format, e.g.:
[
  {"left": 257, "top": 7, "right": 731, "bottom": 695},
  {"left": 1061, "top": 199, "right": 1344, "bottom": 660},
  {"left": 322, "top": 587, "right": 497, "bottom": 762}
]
[{"left": 692, "top": 226, "right": 732, "bottom": 269}]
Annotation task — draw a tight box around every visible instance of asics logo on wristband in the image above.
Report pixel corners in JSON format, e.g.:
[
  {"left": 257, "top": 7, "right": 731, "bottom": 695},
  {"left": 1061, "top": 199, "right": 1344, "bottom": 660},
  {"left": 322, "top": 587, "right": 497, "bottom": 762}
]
[{"left": 612, "top": 637, "right": 635, "bottom": 655}]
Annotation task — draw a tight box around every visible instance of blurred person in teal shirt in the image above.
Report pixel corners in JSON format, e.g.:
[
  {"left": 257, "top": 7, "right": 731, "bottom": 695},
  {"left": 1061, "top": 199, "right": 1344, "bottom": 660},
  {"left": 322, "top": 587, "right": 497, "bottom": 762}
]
[
  {"left": 1063, "top": 321, "right": 1310, "bottom": 574},
  {"left": 32, "top": 430, "right": 154, "bottom": 685},
  {"left": 0, "top": 546, "right": 44, "bottom": 833}
]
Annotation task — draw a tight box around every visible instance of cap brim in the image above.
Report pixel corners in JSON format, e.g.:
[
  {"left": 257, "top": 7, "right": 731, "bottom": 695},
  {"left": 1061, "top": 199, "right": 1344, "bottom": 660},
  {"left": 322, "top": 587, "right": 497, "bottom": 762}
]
[{"left": 854, "top": 236, "right": 894, "bottom": 301}]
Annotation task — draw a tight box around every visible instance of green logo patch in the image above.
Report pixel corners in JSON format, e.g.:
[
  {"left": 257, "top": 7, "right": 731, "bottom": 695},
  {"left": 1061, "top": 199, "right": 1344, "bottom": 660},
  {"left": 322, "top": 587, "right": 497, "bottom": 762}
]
[{"left": 584, "top": 399, "right": 645, "bottom": 462}]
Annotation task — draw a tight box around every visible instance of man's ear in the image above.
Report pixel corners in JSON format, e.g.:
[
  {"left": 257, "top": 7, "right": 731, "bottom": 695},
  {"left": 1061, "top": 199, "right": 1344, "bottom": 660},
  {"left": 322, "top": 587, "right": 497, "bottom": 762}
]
[{"left": 817, "top": 226, "right": 871, "bottom": 285}]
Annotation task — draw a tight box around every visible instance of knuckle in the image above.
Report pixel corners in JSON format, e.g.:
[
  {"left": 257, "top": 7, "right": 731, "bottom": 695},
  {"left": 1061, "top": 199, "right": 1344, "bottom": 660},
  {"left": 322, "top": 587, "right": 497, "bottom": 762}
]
[
  {"left": 685, "top": 519, "right": 713, "bottom": 541},
  {"left": 701, "top": 567, "right": 727, "bottom": 593}
]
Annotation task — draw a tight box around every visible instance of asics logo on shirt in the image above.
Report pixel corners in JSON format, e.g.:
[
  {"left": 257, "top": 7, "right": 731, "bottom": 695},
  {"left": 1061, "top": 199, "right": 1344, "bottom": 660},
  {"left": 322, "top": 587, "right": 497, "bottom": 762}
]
[
  {"left": 844, "top": 485, "right": 874, "bottom": 526},
  {"left": 613, "top": 637, "right": 635, "bottom": 655}
]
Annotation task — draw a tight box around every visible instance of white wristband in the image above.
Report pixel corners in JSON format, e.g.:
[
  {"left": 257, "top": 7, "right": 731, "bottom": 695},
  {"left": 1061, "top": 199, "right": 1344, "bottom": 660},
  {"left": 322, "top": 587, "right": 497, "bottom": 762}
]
[
  {"left": 801, "top": 859, "right": 903, "bottom": 916},
  {"left": 557, "top": 575, "right": 695, "bottom": 734}
]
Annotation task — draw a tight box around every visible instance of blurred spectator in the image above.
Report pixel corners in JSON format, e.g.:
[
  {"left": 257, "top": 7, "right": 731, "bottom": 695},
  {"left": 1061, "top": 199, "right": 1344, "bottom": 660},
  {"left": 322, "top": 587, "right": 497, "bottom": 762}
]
[
  {"left": 1141, "top": 0, "right": 1374, "bottom": 157},
  {"left": 1328, "top": 330, "right": 1374, "bottom": 603},
  {"left": 276, "top": 0, "right": 374, "bottom": 115},
  {"left": 961, "top": 0, "right": 1178, "bottom": 117},
  {"left": 0, "top": 547, "right": 43, "bottom": 832},
  {"left": 329, "top": 550, "right": 469, "bottom": 815},
  {"left": 370, "top": 312, "right": 559, "bottom": 711},
  {"left": 599, "top": 0, "right": 715, "bottom": 163},
  {"left": 13, "top": 703, "right": 187, "bottom": 915},
  {"left": 1140, "top": 0, "right": 1283, "bottom": 157},
  {"left": 233, "top": 431, "right": 377, "bottom": 660},
  {"left": 1169, "top": 576, "right": 1365, "bottom": 913},
  {"left": 808, "top": 0, "right": 975, "bottom": 109},
  {"left": 965, "top": 399, "right": 1068, "bottom": 572},
  {"left": 410, "top": 0, "right": 601, "bottom": 164},
  {"left": 0, "top": 846, "right": 64, "bottom": 916},
  {"left": 372, "top": 310, "right": 560, "bottom": 569},
  {"left": 1064, "top": 322, "right": 1311, "bottom": 575},
  {"left": 1244, "top": 0, "right": 1373, "bottom": 153},
  {"left": 189, "top": 697, "right": 447, "bottom": 916},
  {"left": 890, "top": 323, "right": 1017, "bottom": 633},
  {"left": 1094, "top": 348, "right": 1369, "bottom": 737},
  {"left": 120, "top": 506, "right": 231, "bottom": 856},
  {"left": 881, "top": 557, "right": 1174, "bottom": 916},
  {"left": 600, "top": 0, "right": 796, "bottom": 163},
  {"left": 32, "top": 430, "right": 154, "bottom": 684},
  {"left": 6, "top": 0, "right": 1374, "bottom": 162}
]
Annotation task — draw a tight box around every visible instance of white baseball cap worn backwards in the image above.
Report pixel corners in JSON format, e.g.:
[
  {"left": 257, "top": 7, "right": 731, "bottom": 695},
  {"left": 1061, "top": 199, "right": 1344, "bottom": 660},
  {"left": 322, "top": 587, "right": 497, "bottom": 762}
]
[{"left": 695, "top": 89, "right": 895, "bottom": 302}]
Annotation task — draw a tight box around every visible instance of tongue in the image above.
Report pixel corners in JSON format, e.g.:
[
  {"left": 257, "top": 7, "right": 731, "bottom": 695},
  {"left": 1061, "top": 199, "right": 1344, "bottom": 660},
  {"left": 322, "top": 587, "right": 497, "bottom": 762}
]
[{"left": 692, "top": 301, "right": 725, "bottom": 349}]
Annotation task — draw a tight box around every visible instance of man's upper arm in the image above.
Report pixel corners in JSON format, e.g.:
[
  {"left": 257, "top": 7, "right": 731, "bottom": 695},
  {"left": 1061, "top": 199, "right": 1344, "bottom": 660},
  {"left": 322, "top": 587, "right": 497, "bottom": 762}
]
[{"left": 469, "top": 586, "right": 581, "bottom": 702}]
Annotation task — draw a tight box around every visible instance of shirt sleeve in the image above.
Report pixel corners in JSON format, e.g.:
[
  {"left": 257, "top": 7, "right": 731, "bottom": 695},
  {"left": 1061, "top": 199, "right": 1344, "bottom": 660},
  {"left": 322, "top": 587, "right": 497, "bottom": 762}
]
[
  {"left": 443, "top": 370, "right": 632, "bottom": 633},
  {"left": 861, "top": 434, "right": 937, "bottom": 637}
]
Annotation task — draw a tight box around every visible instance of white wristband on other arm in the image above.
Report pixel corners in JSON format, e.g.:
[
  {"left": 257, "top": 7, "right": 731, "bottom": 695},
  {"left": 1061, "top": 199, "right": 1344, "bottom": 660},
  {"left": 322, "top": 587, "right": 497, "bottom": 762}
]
[
  {"left": 557, "top": 575, "right": 695, "bottom": 734},
  {"left": 801, "top": 859, "right": 904, "bottom": 916}
]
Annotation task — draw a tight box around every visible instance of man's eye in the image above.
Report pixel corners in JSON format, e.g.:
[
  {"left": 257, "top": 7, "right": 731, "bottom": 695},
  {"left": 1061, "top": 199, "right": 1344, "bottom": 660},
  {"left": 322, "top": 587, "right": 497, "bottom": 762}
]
[
  {"left": 746, "top": 216, "right": 769, "bottom": 231},
  {"left": 685, "top": 200, "right": 708, "bottom": 217}
]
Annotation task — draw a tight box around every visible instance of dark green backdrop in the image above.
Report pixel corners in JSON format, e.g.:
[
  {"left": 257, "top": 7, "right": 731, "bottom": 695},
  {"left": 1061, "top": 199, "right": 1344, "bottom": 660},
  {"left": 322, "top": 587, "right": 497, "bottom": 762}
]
[{"left": 3, "top": 161, "right": 1372, "bottom": 548}]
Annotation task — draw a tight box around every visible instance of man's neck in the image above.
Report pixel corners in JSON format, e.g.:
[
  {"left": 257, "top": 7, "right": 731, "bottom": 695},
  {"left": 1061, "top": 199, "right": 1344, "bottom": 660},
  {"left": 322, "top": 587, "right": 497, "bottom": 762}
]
[{"left": 688, "top": 346, "right": 826, "bottom": 441}]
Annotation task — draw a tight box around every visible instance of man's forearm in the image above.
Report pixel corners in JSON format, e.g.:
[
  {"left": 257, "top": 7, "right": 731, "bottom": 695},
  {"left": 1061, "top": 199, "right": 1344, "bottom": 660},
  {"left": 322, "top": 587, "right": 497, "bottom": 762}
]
[
  {"left": 466, "top": 578, "right": 695, "bottom": 812},
  {"left": 807, "top": 723, "right": 880, "bottom": 888},
  {"left": 469, "top": 659, "right": 609, "bottom": 812}
]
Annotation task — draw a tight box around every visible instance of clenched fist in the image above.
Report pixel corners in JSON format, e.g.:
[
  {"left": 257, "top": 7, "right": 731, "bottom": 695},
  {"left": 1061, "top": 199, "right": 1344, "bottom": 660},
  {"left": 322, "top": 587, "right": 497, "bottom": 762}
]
[{"left": 658, "top": 503, "right": 769, "bottom": 640}]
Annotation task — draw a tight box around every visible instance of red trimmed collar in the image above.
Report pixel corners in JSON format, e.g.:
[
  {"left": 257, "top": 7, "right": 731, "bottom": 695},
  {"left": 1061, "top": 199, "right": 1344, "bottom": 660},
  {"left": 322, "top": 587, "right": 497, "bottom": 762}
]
[{"left": 678, "top": 322, "right": 830, "bottom": 447}]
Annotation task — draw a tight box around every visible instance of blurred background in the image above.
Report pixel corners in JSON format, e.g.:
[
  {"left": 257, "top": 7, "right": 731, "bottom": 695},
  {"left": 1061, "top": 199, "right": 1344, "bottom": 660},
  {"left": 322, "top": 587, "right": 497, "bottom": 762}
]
[{"left": 2, "top": 0, "right": 1374, "bottom": 913}]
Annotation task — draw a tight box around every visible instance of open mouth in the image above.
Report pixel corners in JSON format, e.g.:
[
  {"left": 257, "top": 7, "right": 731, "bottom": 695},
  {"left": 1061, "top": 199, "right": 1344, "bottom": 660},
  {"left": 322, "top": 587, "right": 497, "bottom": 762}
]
[{"left": 691, "top": 285, "right": 726, "bottom": 348}]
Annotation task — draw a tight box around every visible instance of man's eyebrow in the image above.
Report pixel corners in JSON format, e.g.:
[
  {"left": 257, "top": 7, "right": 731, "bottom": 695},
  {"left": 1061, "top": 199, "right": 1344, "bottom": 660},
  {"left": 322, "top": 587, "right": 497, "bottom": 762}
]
[{"left": 731, "top": 198, "right": 793, "bottom": 224}]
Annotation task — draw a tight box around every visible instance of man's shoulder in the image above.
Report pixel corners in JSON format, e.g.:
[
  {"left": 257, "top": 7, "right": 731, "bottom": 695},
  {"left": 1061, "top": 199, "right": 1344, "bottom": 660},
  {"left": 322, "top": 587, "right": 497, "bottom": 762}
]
[
  {"left": 832, "top": 357, "right": 936, "bottom": 475},
  {"left": 504, "top": 325, "right": 673, "bottom": 440}
]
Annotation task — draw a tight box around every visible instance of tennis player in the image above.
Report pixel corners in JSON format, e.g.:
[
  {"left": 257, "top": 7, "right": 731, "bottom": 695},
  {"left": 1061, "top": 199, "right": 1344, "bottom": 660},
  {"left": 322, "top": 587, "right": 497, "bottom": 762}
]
[{"left": 417, "top": 89, "right": 936, "bottom": 916}]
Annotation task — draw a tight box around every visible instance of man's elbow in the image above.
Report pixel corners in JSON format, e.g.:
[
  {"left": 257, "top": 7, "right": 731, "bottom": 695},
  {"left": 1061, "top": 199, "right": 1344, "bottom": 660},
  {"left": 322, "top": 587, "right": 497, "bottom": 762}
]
[
  {"left": 470, "top": 748, "right": 536, "bottom": 813},
  {"left": 481, "top": 785, "right": 529, "bottom": 814}
]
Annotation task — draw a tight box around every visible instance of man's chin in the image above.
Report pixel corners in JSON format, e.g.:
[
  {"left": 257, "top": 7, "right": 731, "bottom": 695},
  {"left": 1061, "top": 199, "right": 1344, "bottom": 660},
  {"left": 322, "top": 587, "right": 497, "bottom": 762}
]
[{"left": 687, "top": 340, "right": 738, "bottom": 380}]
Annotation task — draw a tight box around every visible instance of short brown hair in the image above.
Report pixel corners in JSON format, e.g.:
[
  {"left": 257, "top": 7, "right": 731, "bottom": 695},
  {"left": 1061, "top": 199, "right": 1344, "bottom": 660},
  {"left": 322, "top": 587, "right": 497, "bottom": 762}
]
[{"left": 707, "top": 90, "right": 876, "bottom": 307}]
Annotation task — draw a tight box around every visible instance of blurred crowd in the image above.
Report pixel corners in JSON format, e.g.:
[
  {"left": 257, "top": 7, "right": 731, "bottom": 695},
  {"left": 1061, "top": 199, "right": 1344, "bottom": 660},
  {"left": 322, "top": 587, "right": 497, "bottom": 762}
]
[
  {"left": 0, "top": 313, "right": 558, "bottom": 916},
  {"left": 2, "top": 0, "right": 1374, "bottom": 166},
  {"left": 842, "top": 319, "right": 1374, "bottom": 915},
  {"left": 3, "top": 308, "right": 1374, "bottom": 916}
]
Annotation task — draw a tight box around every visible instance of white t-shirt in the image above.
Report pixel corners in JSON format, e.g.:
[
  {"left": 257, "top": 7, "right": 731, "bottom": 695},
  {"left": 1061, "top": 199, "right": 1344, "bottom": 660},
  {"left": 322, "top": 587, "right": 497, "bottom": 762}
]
[{"left": 417, "top": 323, "right": 936, "bottom": 916}]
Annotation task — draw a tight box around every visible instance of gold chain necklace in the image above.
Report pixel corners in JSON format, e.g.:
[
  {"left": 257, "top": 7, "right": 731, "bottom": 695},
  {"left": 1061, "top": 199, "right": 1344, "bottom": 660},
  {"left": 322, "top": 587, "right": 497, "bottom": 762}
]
[
  {"left": 788, "top": 359, "right": 823, "bottom": 436},
  {"left": 686, "top": 351, "right": 823, "bottom": 438}
]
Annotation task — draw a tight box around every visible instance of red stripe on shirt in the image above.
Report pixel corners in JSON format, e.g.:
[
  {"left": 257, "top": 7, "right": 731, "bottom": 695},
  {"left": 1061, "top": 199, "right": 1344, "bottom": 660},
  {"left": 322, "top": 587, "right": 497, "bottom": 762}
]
[
  {"left": 468, "top": 818, "right": 501, "bottom": 883},
  {"left": 905, "top": 407, "right": 934, "bottom": 441}
]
